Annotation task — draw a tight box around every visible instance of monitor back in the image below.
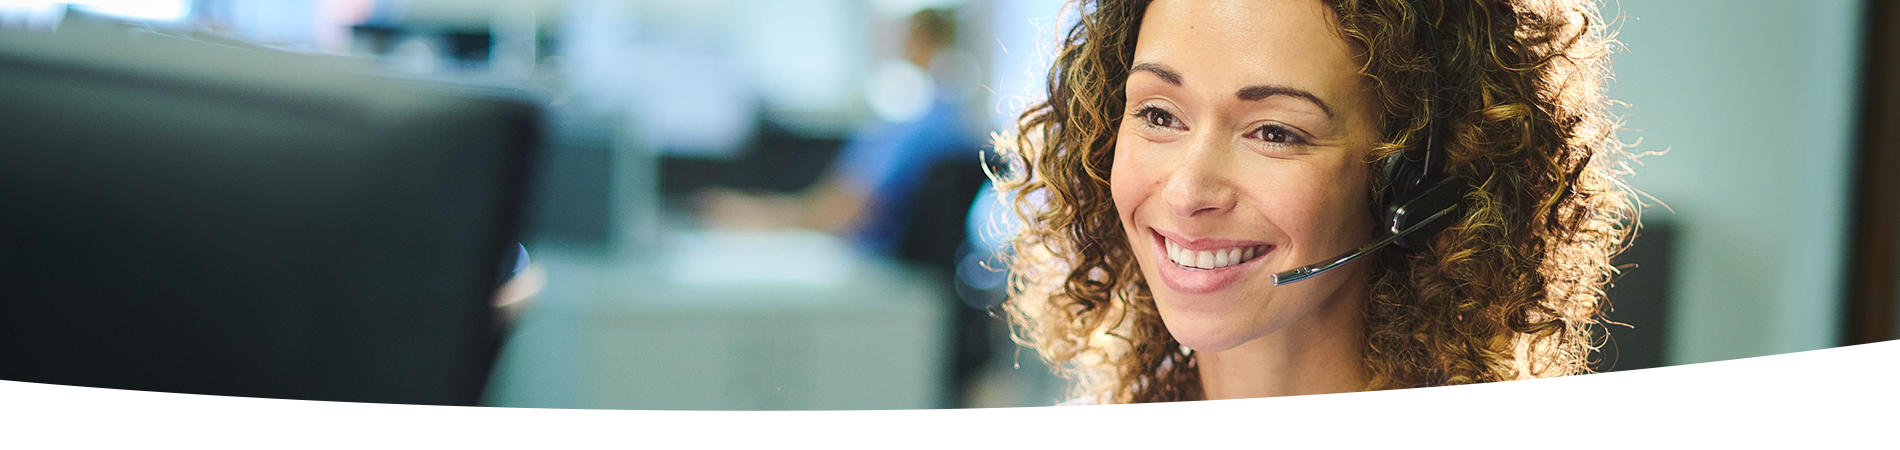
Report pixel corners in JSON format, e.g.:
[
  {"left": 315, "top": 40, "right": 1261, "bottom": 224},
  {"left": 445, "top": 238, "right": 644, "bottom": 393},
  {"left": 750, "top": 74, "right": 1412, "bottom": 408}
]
[{"left": 0, "top": 24, "right": 539, "bottom": 406}]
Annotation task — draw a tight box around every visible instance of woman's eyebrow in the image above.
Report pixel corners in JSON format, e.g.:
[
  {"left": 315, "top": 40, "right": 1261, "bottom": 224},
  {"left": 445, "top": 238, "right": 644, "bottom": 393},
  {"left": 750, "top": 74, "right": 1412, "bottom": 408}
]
[
  {"left": 1131, "top": 62, "right": 1335, "bottom": 119},
  {"left": 1236, "top": 85, "right": 1335, "bottom": 118},
  {"left": 1130, "top": 62, "right": 1183, "bottom": 85}
]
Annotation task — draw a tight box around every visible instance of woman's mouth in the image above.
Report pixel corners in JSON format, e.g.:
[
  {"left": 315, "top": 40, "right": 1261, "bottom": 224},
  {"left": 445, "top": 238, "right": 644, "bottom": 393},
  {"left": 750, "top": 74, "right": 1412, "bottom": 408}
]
[
  {"left": 1165, "top": 239, "right": 1270, "bottom": 270},
  {"left": 1148, "top": 228, "right": 1274, "bottom": 295}
]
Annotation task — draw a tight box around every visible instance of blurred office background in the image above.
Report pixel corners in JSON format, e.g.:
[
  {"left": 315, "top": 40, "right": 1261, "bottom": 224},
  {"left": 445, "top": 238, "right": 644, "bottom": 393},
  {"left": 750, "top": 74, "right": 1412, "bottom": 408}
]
[{"left": 4, "top": 0, "right": 1897, "bottom": 409}]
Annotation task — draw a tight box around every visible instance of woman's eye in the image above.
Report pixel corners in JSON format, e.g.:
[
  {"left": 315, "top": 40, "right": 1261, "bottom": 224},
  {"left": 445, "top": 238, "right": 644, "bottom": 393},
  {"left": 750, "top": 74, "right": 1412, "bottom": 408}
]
[
  {"left": 1248, "top": 124, "right": 1305, "bottom": 145},
  {"left": 1134, "top": 106, "right": 1181, "bottom": 130}
]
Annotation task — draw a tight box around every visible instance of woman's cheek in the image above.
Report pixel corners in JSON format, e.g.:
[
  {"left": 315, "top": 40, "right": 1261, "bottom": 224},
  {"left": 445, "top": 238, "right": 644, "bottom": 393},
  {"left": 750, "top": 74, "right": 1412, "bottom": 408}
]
[
  {"left": 1109, "top": 137, "right": 1153, "bottom": 221},
  {"left": 1109, "top": 146, "right": 1133, "bottom": 219},
  {"left": 1109, "top": 160, "right": 1142, "bottom": 258},
  {"left": 1266, "top": 169, "right": 1341, "bottom": 252}
]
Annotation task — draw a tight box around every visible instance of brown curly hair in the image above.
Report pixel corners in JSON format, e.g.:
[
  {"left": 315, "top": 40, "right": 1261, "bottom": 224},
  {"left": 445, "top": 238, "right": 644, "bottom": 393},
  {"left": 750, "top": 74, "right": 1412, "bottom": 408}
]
[{"left": 993, "top": 0, "right": 1636, "bottom": 403}]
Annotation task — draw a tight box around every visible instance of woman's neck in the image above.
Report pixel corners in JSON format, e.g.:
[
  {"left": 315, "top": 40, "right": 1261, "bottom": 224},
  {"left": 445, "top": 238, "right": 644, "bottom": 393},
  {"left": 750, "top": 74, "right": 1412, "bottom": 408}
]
[{"left": 1193, "top": 279, "right": 1371, "bottom": 400}]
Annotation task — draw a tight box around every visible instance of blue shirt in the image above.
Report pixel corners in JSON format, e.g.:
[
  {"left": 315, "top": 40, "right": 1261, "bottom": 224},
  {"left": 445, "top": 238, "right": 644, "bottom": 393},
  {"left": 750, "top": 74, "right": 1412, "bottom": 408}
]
[{"left": 832, "top": 100, "right": 981, "bottom": 255}]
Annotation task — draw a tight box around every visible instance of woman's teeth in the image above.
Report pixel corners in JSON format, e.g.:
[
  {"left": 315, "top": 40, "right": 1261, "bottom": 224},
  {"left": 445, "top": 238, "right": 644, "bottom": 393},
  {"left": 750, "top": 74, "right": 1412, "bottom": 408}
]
[{"left": 1165, "top": 239, "right": 1266, "bottom": 270}]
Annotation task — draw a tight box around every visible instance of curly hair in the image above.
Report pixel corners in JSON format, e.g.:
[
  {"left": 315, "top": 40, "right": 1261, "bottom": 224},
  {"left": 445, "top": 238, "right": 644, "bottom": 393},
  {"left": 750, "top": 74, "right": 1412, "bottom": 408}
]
[{"left": 993, "top": 0, "right": 1636, "bottom": 403}]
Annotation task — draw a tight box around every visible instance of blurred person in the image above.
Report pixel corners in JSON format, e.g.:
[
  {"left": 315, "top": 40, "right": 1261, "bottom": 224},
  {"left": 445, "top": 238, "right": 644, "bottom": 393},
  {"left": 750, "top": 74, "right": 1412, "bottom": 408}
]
[
  {"left": 996, "top": 0, "right": 1635, "bottom": 404},
  {"left": 695, "top": 8, "right": 983, "bottom": 256},
  {"left": 694, "top": 8, "right": 995, "bottom": 407}
]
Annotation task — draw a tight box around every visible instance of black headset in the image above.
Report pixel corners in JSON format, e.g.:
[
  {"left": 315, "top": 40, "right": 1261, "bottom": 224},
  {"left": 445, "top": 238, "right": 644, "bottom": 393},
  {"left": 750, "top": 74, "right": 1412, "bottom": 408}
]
[
  {"left": 1270, "top": 1, "right": 1468, "bottom": 285},
  {"left": 1379, "top": 1, "right": 1465, "bottom": 249}
]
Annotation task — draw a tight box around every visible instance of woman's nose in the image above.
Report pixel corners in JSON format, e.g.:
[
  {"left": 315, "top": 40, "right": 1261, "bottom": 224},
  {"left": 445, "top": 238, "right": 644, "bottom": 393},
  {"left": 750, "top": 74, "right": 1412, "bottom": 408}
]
[{"left": 1162, "top": 138, "right": 1236, "bottom": 218}]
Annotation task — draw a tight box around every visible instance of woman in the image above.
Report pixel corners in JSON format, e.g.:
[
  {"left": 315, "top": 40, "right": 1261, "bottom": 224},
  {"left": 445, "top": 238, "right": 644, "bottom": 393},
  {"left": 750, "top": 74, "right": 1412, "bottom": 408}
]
[{"left": 995, "top": 0, "right": 1634, "bottom": 403}]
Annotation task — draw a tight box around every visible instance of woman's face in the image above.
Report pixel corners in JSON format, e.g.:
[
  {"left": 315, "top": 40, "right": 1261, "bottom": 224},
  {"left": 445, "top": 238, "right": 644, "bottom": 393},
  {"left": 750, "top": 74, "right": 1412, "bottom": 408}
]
[{"left": 1111, "top": 0, "right": 1383, "bottom": 352}]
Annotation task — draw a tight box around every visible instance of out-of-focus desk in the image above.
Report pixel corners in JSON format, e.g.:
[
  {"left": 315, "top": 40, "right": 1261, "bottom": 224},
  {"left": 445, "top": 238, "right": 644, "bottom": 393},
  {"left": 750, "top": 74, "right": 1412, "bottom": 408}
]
[{"left": 486, "top": 230, "right": 951, "bottom": 410}]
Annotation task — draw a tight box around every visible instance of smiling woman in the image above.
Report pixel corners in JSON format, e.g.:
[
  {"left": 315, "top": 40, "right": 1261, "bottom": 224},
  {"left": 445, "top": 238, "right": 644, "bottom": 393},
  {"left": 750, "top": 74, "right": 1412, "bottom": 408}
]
[{"left": 996, "top": 0, "right": 1634, "bottom": 403}]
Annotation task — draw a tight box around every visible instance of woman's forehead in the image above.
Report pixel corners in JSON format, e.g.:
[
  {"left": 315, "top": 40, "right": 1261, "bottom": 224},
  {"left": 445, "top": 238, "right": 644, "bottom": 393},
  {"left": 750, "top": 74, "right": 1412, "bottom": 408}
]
[{"left": 1131, "top": 0, "right": 1371, "bottom": 111}]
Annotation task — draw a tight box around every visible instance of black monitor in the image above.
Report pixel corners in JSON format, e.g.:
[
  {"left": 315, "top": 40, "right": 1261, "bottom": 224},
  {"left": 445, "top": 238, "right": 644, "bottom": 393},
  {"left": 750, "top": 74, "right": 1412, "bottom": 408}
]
[{"left": 0, "top": 21, "right": 540, "bottom": 406}]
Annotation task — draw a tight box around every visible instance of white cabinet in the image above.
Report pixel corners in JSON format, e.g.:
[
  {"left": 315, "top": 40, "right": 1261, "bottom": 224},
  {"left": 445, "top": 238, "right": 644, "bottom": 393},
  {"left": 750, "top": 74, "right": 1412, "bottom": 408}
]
[{"left": 489, "top": 231, "right": 952, "bottom": 410}]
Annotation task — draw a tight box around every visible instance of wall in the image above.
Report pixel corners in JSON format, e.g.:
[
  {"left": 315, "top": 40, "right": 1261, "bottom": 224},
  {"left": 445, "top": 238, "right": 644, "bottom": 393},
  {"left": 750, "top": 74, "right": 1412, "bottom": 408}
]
[{"left": 1609, "top": 0, "right": 1863, "bottom": 364}]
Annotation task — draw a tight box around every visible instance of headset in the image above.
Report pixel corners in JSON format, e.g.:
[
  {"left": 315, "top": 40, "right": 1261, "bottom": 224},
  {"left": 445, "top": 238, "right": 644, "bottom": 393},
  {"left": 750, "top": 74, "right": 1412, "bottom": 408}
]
[{"left": 1271, "top": 2, "right": 1468, "bottom": 286}]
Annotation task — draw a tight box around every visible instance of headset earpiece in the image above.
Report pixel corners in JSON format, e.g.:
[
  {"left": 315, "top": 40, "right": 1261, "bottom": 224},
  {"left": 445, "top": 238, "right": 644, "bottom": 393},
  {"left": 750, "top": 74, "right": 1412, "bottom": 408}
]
[{"left": 1377, "top": 0, "right": 1465, "bottom": 250}]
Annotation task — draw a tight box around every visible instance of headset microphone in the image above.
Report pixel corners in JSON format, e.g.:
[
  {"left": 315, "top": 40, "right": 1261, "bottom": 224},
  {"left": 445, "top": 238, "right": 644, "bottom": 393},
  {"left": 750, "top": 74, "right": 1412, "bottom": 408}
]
[{"left": 1270, "top": 2, "right": 1467, "bottom": 286}]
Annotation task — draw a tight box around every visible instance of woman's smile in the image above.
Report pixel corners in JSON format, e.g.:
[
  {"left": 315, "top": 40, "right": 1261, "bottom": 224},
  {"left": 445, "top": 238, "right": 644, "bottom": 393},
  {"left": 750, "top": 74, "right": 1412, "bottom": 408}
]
[{"left": 1149, "top": 227, "right": 1274, "bottom": 295}]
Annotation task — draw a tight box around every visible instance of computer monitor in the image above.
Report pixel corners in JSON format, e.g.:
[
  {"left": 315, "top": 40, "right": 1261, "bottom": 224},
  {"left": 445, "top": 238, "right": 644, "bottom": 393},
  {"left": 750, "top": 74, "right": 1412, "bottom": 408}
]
[{"left": 0, "top": 21, "right": 540, "bottom": 406}]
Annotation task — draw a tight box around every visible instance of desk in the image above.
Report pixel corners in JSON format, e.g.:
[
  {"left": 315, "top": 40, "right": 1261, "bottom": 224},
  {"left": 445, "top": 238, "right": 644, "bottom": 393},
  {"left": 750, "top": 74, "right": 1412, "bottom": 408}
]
[{"left": 486, "top": 231, "right": 952, "bottom": 410}]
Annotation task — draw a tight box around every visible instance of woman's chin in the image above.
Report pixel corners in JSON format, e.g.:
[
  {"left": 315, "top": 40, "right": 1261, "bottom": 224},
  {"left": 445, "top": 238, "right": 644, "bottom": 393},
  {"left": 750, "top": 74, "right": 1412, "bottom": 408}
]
[
  {"left": 1160, "top": 317, "right": 1257, "bottom": 353},
  {"left": 1152, "top": 288, "right": 1272, "bottom": 352}
]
